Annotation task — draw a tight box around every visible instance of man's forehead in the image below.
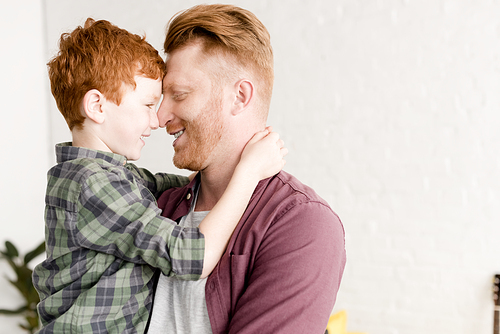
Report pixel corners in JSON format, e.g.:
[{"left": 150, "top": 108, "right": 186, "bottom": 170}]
[{"left": 162, "top": 67, "right": 210, "bottom": 91}]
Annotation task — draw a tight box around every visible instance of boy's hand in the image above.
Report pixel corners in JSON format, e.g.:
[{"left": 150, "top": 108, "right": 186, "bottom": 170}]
[{"left": 237, "top": 126, "right": 288, "bottom": 181}]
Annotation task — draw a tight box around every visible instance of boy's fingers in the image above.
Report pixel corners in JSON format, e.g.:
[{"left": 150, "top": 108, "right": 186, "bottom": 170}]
[
  {"left": 248, "top": 129, "right": 269, "bottom": 143},
  {"left": 265, "top": 131, "right": 280, "bottom": 143}
]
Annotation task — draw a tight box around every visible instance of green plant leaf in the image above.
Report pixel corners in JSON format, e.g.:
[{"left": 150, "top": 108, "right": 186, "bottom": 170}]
[
  {"left": 8, "top": 278, "right": 27, "bottom": 299},
  {"left": 0, "top": 240, "right": 42, "bottom": 333},
  {"left": 3, "top": 256, "right": 18, "bottom": 272},
  {"left": 0, "top": 305, "right": 28, "bottom": 315},
  {"left": 24, "top": 241, "right": 45, "bottom": 265},
  {"left": 5, "top": 241, "right": 19, "bottom": 258},
  {"left": 19, "top": 322, "right": 36, "bottom": 334}
]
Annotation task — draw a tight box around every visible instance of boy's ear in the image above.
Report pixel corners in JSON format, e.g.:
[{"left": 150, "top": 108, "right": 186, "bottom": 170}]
[
  {"left": 82, "top": 89, "right": 105, "bottom": 124},
  {"left": 231, "top": 79, "right": 254, "bottom": 116}
]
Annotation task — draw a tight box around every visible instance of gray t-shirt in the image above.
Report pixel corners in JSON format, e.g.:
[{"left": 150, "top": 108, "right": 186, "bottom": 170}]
[{"left": 148, "top": 187, "right": 212, "bottom": 333}]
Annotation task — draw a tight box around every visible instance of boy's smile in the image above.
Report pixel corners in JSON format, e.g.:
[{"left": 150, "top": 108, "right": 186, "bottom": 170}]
[{"left": 100, "top": 75, "right": 162, "bottom": 161}]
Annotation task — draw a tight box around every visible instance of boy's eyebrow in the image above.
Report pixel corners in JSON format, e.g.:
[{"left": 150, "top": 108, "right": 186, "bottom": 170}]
[{"left": 145, "top": 92, "right": 161, "bottom": 101}]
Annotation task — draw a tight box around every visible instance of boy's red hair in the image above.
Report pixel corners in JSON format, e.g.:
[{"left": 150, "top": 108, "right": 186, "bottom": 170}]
[{"left": 48, "top": 18, "right": 165, "bottom": 130}]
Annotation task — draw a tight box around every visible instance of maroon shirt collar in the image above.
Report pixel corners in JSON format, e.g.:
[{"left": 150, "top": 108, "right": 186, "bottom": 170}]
[{"left": 157, "top": 172, "right": 277, "bottom": 222}]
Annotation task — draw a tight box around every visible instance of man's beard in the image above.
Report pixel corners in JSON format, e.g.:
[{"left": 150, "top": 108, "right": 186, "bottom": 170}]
[{"left": 173, "top": 93, "right": 225, "bottom": 171}]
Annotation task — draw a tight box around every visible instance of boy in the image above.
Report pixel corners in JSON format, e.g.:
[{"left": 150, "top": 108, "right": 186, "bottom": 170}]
[{"left": 32, "top": 18, "right": 286, "bottom": 333}]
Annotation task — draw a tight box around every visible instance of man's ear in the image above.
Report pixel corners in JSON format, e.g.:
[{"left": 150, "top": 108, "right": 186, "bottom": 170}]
[
  {"left": 231, "top": 79, "right": 254, "bottom": 116},
  {"left": 82, "top": 89, "right": 105, "bottom": 124}
]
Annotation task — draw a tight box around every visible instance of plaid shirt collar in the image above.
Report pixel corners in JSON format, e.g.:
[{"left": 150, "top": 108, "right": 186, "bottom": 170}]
[{"left": 55, "top": 142, "right": 127, "bottom": 166}]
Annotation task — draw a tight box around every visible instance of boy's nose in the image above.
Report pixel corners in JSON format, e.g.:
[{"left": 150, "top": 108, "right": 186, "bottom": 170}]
[{"left": 150, "top": 110, "right": 159, "bottom": 129}]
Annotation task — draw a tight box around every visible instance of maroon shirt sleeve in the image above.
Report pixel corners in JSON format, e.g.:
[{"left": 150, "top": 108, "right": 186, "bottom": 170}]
[{"left": 227, "top": 201, "right": 346, "bottom": 333}]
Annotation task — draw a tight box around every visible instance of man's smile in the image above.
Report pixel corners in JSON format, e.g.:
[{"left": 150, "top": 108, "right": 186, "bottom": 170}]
[{"left": 173, "top": 130, "right": 184, "bottom": 139}]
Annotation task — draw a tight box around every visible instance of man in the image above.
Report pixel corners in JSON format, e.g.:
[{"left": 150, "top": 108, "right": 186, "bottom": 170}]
[{"left": 148, "top": 4, "right": 346, "bottom": 333}]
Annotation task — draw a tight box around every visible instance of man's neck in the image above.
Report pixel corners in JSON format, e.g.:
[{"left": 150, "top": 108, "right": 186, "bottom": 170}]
[
  {"left": 194, "top": 120, "right": 266, "bottom": 212},
  {"left": 194, "top": 128, "right": 250, "bottom": 212},
  {"left": 194, "top": 157, "right": 239, "bottom": 212}
]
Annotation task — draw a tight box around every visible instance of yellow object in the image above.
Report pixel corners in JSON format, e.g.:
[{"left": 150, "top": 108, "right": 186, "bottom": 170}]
[{"left": 325, "top": 310, "right": 367, "bottom": 334}]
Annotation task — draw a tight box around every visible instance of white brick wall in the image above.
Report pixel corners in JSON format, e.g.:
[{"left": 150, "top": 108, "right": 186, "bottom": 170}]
[{"left": 2, "top": 0, "right": 500, "bottom": 333}]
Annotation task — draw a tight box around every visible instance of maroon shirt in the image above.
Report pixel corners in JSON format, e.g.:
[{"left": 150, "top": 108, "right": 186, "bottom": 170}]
[{"left": 157, "top": 171, "right": 346, "bottom": 333}]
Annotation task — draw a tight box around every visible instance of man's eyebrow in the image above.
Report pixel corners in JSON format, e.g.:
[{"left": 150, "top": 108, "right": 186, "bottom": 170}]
[
  {"left": 162, "top": 82, "right": 173, "bottom": 91},
  {"left": 162, "top": 82, "right": 191, "bottom": 92}
]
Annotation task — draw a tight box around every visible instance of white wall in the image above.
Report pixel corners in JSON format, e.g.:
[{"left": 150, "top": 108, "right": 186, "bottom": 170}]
[
  {"left": 0, "top": 1, "right": 50, "bottom": 333},
  {"left": 1, "top": 0, "right": 500, "bottom": 333}
]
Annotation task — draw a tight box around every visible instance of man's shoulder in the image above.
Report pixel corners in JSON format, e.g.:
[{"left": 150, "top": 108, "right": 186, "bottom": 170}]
[
  {"left": 265, "top": 171, "right": 329, "bottom": 207},
  {"left": 250, "top": 171, "right": 341, "bottom": 228},
  {"left": 155, "top": 171, "right": 331, "bottom": 210}
]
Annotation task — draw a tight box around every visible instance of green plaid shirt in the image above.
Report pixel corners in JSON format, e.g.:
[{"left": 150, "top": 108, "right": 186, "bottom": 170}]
[{"left": 33, "top": 143, "right": 204, "bottom": 333}]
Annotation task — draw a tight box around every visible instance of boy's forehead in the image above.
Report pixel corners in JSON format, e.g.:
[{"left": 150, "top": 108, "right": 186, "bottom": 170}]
[{"left": 129, "top": 75, "right": 162, "bottom": 97}]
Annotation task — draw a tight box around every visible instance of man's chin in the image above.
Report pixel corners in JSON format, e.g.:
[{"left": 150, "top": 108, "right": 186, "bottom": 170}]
[{"left": 173, "top": 157, "right": 202, "bottom": 172}]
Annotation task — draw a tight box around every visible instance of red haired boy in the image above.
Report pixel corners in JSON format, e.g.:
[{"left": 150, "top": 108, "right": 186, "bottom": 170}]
[{"left": 32, "top": 18, "right": 286, "bottom": 333}]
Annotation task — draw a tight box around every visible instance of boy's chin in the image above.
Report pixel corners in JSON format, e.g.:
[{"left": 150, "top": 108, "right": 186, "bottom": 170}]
[{"left": 123, "top": 151, "right": 141, "bottom": 161}]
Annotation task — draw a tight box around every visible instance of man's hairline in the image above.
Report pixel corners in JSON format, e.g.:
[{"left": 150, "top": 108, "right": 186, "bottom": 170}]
[
  {"left": 164, "top": 38, "right": 270, "bottom": 120},
  {"left": 166, "top": 38, "right": 250, "bottom": 86}
]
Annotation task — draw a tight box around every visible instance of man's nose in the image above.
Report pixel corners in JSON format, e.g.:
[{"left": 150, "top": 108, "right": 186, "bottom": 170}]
[{"left": 157, "top": 98, "right": 173, "bottom": 128}]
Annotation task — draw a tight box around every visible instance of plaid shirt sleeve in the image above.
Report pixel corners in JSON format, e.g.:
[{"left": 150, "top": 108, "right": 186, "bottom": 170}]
[
  {"left": 75, "top": 166, "right": 204, "bottom": 279},
  {"left": 125, "top": 163, "right": 190, "bottom": 198}
]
